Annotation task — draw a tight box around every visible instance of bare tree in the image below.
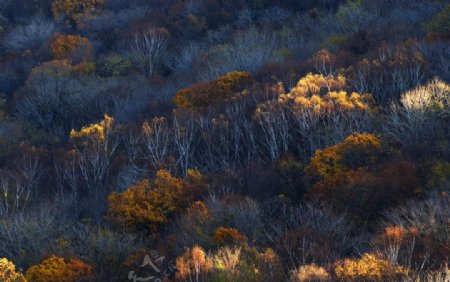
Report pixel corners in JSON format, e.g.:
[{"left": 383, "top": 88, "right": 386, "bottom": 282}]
[
  {"left": 141, "top": 117, "right": 170, "bottom": 169},
  {"left": 3, "top": 16, "right": 55, "bottom": 52},
  {"left": 336, "top": 0, "right": 376, "bottom": 34},
  {"left": 0, "top": 153, "right": 42, "bottom": 218},
  {"left": 173, "top": 114, "right": 197, "bottom": 176},
  {"left": 131, "top": 27, "right": 168, "bottom": 78},
  {"left": 255, "top": 103, "right": 290, "bottom": 161}
]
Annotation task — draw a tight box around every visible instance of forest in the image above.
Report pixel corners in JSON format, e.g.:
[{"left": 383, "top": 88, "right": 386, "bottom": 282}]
[{"left": 0, "top": 0, "right": 449, "bottom": 281}]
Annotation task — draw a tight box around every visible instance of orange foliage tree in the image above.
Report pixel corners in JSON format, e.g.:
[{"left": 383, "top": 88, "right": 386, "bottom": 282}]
[
  {"left": 51, "top": 0, "right": 105, "bottom": 26},
  {"left": 107, "top": 169, "right": 207, "bottom": 233},
  {"left": 174, "top": 71, "right": 253, "bottom": 112},
  {"left": 213, "top": 227, "right": 247, "bottom": 246},
  {"left": 49, "top": 33, "right": 93, "bottom": 63},
  {"left": 26, "top": 256, "right": 93, "bottom": 282},
  {"left": 309, "top": 162, "right": 418, "bottom": 219},
  {"left": 31, "top": 59, "right": 95, "bottom": 77},
  {"left": 175, "top": 245, "right": 213, "bottom": 281},
  {"left": 305, "top": 133, "right": 418, "bottom": 220}
]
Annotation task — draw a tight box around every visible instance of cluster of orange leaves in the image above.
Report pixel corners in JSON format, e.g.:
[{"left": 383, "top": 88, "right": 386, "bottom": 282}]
[
  {"left": 31, "top": 59, "right": 95, "bottom": 77},
  {"left": 107, "top": 169, "right": 206, "bottom": 233},
  {"left": 174, "top": 72, "right": 253, "bottom": 112},
  {"left": 51, "top": 0, "right": 104, "bottom": 18},
  {"left": 26, "top": 256, "right": 93, "bottom": 282},
  {"left": 175, "top": 246, "right": 213, "bottom": 280},
  {"left": 213, "top": 227, "right": 247, "bottom": 246},
  {"left": 49, "top": 33, "right": 93, "bottom": 62}
]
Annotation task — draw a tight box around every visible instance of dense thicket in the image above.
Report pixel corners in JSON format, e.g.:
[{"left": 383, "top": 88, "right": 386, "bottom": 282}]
[{"left": 0, "top": 0, "right": 449, "bottom": 281}]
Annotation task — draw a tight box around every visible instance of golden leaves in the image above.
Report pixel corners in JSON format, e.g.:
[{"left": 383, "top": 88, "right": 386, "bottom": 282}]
[
  {"left": 334, "top": 253, "right": 408, "bottom": 281},
  {"left": 107, "top": 169, "right": 206, "bottom": 233},
  {"left": 26, "top": 256, "right": 93, "bottom": 282},
  {"left": 70, "top": 114, "right": 114, "bottom": 144},
  {"left": 0, "top": 258, "right": 26, "bottom": 282}
]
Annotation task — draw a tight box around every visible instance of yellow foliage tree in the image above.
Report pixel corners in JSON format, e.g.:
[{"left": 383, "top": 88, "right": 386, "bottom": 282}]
[
  {"left": 277, "top": 73, "right": 375, "bottom": 115},
  {"left": 290, "top": 263, "right": 330, "bottom": 282},
  {"left": 334, "top": 253, "right": 408, "bottom": 281},
  {"left": 107, "top": 169, "right": 206, "bottom": 233},
  {"left": 26, "top": 256, "right": 93, "bottom": 282},
  {"left": 0, "top": 258, "right": 26, "bottom": 282},
  {"left": 70, "top": 114, "right": 114, "bottom": 146}
]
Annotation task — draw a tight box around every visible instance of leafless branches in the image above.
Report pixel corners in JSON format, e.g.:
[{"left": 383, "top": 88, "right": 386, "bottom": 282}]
[{"left": 131, "top": 27, "right": 168, "bottom": 78}]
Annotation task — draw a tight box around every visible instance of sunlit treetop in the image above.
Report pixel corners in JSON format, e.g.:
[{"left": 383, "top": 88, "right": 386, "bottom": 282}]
[
  {"left": 70, "top": 114, "right": 114, "bottom": 144},
  {"left": 283, "top": 73, "right": 347, "bottom": 99},
  {"left": 257, "top": 73, "right": 376, "bottom": 116},
  {"left": 0, "top": 258, "right": 26, "bottom": 282},
  {"left": 334, "top": 253, "right": 408, "bottom": 281},
  {"left": 399, "top": 78, "right": 450, "bottom": 112}
]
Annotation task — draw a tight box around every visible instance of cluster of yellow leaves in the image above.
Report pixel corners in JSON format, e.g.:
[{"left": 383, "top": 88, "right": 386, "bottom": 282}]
[
  {"left": 70, "top": 114, "right": 114, "bottom": 144},
  {"left": 283, "top": 73, "right": 346, "bottom": 99},
  {"left": 26, "top": 256, "right": 93, "bottom": 282},
  {"left": 290, "top": 263, "right": 330, "bottom": 282},
  {"left": 49, "top": 33, "right": 93, "bottom": 61},
  {"left": 174, "top": 72, "right": 253, "bottom": 112},
  {"left": 0, "top": 258, "right": 26, "bottom": 282},
  {"left": 107, "top": 169, "right": 206, "bottom": 233},
  {"left": 334, "top": 253, "right": 408, "bottom": 281},
  {"left": 213, "top": 227, "right": 247, "bottom": 246},
  {"left": 256, "top": 73, "right": 375, "bottom": 119},
  {"left": 305, "top": 133, "right": 382, "bottom": 180},
  {"left": 282, "top": 73, "right": 375, "bottom": 114}
]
